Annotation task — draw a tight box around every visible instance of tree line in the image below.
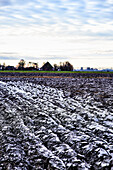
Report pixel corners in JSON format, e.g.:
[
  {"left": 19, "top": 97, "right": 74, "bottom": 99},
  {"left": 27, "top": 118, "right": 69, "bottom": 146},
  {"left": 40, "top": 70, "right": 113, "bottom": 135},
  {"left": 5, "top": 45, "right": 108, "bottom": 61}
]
[
  {"left": 0, "top": 59, "right": 74, "bottom": 71},
  {"left": 17, "top": 59, "right": 74, "bottom": 71}
]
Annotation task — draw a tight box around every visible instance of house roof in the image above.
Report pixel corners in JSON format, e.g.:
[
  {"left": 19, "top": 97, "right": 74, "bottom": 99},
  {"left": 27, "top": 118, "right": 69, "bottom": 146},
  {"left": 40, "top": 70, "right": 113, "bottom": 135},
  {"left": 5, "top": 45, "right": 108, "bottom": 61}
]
[{"left": 41, "top": 61, "right": 53, "bottom": 71}]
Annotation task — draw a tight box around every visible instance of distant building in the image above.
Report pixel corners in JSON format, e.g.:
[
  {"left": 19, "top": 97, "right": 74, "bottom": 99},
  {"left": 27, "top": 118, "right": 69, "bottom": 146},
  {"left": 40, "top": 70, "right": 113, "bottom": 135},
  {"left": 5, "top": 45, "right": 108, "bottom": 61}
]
[
  {"left": 24, "top": 67, "right": 38, "bottom": 71},
  {"left": 40, "top": 62, "right": 53, "bottom": 71},
  {"left": 101, "top": 69, "right": 113, "bottom": 72},
  {"left": 5, "top": 66, "right": 16, "bottom": 70}
]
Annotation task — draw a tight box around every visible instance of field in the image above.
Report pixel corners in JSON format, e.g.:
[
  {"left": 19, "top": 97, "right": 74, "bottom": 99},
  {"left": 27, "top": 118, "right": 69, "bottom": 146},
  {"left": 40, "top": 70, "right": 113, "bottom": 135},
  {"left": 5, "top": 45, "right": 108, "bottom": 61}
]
[
  {"left": 0, "top": 70, "right": 113, "bottom": 74},
  {"left": 0, "top": 72, "right": 113, "bottom": 170}
]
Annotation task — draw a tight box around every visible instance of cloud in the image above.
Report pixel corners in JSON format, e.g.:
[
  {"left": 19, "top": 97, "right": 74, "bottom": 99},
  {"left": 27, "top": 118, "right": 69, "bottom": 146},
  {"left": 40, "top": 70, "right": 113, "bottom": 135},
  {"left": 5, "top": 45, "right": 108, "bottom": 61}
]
[
  {"left": 0, "top": 56, "right": 18, "bottom": 60},
  {"left": 0, "top": 0, "right": 113, "bottom": 68},
  {"left": 0, "top": 0, "right": 11, "bottom": 6},
  {"left": 0, "top": 0, "right": 113, "bottom": 36}
]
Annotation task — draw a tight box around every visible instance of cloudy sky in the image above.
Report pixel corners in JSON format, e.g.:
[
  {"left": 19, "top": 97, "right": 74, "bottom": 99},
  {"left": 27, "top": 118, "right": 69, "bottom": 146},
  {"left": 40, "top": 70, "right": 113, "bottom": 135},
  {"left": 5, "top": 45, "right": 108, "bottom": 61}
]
[{"left": 0, "top": 0, "right": 113, "bottom": 68}]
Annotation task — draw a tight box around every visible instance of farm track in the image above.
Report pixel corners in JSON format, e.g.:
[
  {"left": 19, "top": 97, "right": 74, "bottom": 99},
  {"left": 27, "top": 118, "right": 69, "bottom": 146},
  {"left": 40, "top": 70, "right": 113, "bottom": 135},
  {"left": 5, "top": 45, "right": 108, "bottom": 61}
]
[
  {"left": 0, "top": 76, "right": 112, "bottom": 80},
  {"left": 0, "top": 73, "right": 113, "bottom": 170}
]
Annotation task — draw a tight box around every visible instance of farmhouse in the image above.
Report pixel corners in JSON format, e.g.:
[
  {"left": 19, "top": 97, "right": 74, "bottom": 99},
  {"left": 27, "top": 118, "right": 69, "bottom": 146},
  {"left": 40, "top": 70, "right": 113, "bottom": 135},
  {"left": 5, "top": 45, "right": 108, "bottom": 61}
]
[
  {"left": 40, "top": 61, "right": 53, "bottom": 71},
  {"left": 5, "top": 66, "right": 16, "bottom": 70}
]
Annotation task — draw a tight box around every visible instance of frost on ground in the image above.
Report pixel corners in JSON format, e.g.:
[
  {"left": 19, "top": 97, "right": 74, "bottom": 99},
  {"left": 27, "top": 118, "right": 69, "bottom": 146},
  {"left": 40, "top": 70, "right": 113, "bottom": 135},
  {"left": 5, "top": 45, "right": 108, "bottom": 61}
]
[{"left": 0, "top": 76, "right": 113, "bottom": 170}]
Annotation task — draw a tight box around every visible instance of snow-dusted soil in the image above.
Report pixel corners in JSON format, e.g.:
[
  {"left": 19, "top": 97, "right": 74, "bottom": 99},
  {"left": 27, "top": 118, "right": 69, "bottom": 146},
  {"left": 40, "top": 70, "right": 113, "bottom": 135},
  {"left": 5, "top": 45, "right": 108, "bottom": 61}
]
[{"left": 0, "top": 76, "right": 113, "bottom": 170}]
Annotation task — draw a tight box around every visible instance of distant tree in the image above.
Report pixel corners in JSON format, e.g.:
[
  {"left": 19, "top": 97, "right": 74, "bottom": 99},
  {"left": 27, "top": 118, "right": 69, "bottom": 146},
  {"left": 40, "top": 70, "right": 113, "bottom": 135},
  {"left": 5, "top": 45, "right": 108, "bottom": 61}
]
[
  {"left": 2, "top": 62, "right": 6, "bottom": 70},
  {"left": 53, "top": 64, "right": 58, "bottom": 71},
  {"left": 60, "top": 61, "right": 73, "bottom": 71},
  {"left": 18, "top": 59, "right": 25, "bottom": 70},
  {"left": 27, "top": 62, "right": 38, "bottom": 70},
  {"left": 28, "top": 62, "right": 32, "bottom": 67},
  {"left": 65, "top": 61, "right": 73, "bottom": 71},
  {"left": 33, "top": 63, "right": 38, "bottom": 69},
  {"left": 59, "top": 62, "right": 63, "bottom": 71},
  {"left": 43, "top": 62, "right": 45, "bottom": 66}
]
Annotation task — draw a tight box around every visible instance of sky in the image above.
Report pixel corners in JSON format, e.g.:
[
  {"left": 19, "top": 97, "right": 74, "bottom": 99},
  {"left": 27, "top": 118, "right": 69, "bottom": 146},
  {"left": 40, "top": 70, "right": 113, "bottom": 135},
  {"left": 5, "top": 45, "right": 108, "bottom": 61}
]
[{"left": 0, "top": 0, "right": 113, "bottom": 69}]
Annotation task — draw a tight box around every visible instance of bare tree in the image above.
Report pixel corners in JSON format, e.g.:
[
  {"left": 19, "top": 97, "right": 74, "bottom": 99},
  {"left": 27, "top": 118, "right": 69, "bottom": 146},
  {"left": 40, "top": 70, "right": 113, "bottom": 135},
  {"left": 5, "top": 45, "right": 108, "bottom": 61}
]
[
  {"left": 18, "top": 59, "right": 25, "bottom": 70},
  {"left": 59, "top": 61, "right": 73, "bottom": 71}
]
